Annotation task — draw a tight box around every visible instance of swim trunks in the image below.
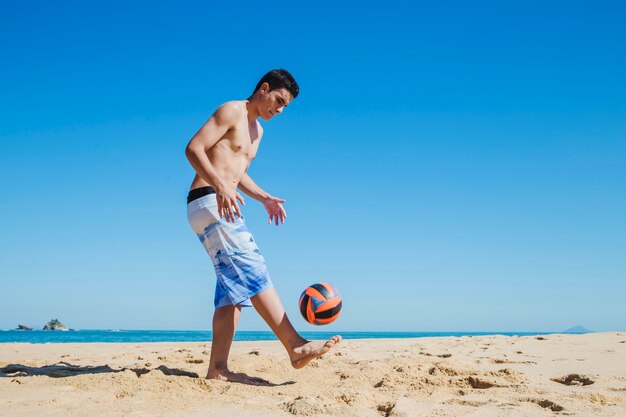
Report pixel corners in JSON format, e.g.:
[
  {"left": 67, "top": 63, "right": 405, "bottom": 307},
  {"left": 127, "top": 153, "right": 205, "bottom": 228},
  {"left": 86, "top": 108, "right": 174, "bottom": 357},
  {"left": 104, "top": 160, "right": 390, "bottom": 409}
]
[{"left": 187, "top": 187, "right": 273, "bottom": 308}]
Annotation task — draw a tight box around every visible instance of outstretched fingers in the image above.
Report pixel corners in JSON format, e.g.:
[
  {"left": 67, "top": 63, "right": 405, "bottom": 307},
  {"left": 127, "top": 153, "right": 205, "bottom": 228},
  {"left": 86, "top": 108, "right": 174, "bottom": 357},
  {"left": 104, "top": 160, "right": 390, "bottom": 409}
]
[
  {"left": 236, "top": 192, "right": 246, "bottom": 206},
  {"left": 222, "top": 201, "right": 241, "bottom": 223},
  {"left": 232, "top": 201, "right": 242, "bottom": 221}
]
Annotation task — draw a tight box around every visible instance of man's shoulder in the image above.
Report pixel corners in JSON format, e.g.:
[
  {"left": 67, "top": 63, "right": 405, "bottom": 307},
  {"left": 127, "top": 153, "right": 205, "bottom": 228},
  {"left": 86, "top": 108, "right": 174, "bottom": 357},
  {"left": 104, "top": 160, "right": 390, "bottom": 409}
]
[
  {"left": 216, "top": 100, "right": 245, "bottom": 116},
  {"left": 219, "top": 100, "right": 246, "bottom": 111},
  {"left": 212, "top": 101, "right": 245, "bottom": 125}
]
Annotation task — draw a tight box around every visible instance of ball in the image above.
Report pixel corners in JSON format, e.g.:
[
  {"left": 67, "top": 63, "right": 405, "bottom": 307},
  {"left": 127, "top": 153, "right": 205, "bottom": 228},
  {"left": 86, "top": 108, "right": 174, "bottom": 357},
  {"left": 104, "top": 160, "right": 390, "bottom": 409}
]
[{"left": 298, "top": 282, "right": 342, "bottom": 325}]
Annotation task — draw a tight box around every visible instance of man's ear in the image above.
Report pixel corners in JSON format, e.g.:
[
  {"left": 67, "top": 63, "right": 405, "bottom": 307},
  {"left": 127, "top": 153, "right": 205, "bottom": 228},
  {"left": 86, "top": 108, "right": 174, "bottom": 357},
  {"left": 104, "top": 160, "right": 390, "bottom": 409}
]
[{"left": 260, "top": 82, "right": 270, "bottom": 94}]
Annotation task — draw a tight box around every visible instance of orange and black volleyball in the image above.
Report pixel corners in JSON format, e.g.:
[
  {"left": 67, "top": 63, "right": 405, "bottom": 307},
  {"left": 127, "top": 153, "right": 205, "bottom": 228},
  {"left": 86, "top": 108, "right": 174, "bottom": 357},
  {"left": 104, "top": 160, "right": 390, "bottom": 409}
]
[{"left": 298, "top": 282, "right": 342, "bottom": 325}]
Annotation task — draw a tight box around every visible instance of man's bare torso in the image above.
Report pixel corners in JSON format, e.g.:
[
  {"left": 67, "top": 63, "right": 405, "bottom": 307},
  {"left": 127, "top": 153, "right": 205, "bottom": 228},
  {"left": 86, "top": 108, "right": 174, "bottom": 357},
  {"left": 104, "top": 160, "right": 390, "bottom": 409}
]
[{"left": 189, "top": 101, "right": 263, "bottom": 191}]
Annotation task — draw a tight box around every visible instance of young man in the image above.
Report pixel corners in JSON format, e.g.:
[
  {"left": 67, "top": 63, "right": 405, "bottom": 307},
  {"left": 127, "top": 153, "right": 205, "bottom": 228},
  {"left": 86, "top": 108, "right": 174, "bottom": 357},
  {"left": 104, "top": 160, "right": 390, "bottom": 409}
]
[{"left": 185, "top": 69, "right": 341, "bottom": 384}]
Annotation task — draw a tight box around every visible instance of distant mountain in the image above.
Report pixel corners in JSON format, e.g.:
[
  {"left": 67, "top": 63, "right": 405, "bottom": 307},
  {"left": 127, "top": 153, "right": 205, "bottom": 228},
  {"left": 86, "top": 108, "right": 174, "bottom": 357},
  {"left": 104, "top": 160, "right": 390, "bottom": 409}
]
[{"left": 562, "top": 325, "right": 592, "bottom": 334}]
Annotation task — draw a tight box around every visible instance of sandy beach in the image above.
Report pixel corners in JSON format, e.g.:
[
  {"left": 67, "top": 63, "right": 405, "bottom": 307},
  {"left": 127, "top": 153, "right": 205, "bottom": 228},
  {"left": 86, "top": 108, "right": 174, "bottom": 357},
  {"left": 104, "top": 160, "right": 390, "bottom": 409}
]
[{"left": 1, "top": 333, "right": 625, "bottom": 416}]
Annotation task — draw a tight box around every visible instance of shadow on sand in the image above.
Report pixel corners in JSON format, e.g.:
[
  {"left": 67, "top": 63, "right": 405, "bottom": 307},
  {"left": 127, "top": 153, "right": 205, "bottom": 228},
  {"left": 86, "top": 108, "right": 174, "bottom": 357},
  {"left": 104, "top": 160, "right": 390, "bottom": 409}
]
[{"left": 0, "top": 362, "right": 295, "bottom": 386}]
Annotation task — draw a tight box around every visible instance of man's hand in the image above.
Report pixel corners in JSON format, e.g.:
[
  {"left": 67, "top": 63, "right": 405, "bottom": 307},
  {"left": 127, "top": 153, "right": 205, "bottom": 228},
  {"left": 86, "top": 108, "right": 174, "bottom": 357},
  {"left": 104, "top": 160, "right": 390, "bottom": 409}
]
[
  {"left": 216, "top": 184, "right": 246, "bottom": 222},
  {"left": 263, "top": 196, "right": 287, "bottom": 226}
]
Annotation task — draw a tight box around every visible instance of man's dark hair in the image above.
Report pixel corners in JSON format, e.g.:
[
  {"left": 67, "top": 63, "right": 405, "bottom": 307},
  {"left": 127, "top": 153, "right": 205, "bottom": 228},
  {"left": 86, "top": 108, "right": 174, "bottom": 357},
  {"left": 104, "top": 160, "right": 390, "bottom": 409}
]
[{"left": 253, "top": 69, "right": 299, "bottom": 98}]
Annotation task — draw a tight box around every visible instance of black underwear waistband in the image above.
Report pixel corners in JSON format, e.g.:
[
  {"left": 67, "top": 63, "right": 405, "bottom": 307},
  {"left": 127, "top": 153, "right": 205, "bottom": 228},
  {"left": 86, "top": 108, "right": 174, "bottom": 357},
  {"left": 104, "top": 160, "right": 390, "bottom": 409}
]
[{"left": 187, "top": 186, "right": 216, "bottom": 204}]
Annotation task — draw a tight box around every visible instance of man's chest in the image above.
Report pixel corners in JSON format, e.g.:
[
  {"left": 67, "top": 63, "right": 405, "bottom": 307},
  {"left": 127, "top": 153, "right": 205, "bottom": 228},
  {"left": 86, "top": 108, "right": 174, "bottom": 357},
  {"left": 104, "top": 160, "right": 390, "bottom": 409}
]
[{"left": 224, "top": 126, "right": 261, "bottom": 160}]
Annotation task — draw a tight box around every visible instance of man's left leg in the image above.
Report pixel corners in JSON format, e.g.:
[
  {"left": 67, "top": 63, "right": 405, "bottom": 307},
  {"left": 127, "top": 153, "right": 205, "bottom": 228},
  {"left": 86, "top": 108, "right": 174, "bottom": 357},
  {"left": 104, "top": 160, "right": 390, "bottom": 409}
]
[{"left": 251, "top": 288, "right": 341, "bottom": 369}]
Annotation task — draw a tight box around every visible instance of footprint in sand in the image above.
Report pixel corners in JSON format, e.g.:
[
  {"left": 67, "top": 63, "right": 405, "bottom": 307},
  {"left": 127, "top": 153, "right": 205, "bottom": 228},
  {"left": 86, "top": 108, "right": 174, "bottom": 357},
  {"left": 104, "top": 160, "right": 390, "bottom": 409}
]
[
  {"left": 374, "top": 377, "right": 388, "bottom": 388},
  {"left": 466, "top": 376, "right": 498, "bottom": 389},
  {"left": 551, "top": 374, "right": 594, "bottom": 386},
  {"left": 283, "top": 396, "right": 326, "bottom": 415},
  {"left": 523, "top": 398, "right": 564, "bottom": 412},
  {"left": 377, "top": 402, "right": 395, "bottom": 416},
  {"left": 419, "top": 352, "right": 452, "bottom": 358},
  {"left": 337, "top": 393, "right": 355, "bottom": 404}
]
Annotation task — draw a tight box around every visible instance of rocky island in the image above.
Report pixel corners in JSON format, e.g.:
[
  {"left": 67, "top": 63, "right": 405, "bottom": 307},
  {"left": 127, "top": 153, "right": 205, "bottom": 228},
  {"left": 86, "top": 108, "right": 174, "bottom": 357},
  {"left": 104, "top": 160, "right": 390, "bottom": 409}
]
[{"left": 43, "top": 319, "right": 68, "bottom": 331}]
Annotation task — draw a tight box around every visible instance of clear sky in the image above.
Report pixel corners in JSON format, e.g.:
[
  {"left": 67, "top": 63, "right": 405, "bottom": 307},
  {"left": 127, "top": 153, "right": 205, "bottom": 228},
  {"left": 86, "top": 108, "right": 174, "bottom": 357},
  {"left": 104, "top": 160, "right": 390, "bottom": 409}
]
[{"left": 1, "top": 1, "right": 625, "bottom": 332}]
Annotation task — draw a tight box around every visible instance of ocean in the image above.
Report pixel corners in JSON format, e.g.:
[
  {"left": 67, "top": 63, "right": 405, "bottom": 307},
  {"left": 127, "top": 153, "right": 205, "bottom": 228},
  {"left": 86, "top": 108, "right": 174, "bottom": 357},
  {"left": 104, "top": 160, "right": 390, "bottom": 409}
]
[{"left": 0, "top": 330, "right": 552, "bottom": 344}]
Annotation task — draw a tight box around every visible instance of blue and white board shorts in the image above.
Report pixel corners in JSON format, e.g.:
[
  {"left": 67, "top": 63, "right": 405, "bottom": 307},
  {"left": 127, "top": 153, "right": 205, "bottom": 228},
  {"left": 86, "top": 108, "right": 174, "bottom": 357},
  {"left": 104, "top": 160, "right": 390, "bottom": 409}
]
[{"left": 187, "top": 188, "right": 273, "bottom": 308}]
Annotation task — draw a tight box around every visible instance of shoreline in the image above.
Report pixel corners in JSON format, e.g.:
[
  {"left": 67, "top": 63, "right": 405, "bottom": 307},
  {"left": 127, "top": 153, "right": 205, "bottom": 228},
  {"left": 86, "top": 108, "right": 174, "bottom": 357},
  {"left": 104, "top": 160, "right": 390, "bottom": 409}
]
[{"left": 0, "top": 329, "right": 573, "bottom": 344}]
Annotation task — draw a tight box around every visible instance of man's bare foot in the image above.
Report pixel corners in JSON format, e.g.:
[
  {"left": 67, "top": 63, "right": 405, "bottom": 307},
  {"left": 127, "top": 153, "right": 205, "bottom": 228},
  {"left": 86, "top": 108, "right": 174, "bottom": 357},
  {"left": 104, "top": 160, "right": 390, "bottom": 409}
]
[
  {"left": 206, "top": 369, "right": 270, "bottom": 386},
  {"left": 290, "top": 335, "right": 342, "bottom": 369}
]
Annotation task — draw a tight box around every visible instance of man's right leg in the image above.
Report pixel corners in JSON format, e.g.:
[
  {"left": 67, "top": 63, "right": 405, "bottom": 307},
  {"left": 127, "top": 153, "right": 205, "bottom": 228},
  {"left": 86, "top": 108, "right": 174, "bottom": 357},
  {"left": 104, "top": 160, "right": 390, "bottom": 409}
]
[
  {"left": 206, "top": 304, "right": 271, "bottom": 385},
  {"left": 206, "top": 304, "right": 240, "bottom": 379},
  {"left": 251, "top": 288, "right": 342, "bottom": 369}
]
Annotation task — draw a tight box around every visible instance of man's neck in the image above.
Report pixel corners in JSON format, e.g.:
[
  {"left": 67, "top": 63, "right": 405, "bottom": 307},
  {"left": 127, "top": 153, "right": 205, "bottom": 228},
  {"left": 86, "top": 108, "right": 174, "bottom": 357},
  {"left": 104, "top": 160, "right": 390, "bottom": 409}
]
[{"left": 245, "top": 98, "right": 260, "bottom": 122}]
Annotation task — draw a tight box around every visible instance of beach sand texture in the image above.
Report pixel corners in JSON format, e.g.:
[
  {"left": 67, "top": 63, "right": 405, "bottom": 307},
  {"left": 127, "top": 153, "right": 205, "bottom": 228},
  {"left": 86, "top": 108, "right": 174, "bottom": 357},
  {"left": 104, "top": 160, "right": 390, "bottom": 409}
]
[{"left": 1, "top": 333, "right": 625, "bottom": 416}]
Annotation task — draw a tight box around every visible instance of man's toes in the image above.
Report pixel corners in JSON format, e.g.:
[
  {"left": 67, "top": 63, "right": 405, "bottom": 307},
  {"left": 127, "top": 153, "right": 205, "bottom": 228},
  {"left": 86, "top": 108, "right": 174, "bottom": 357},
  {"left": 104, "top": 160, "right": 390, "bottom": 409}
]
[{"left": 324, "top": 336, "right": 341, "bottom": 349}]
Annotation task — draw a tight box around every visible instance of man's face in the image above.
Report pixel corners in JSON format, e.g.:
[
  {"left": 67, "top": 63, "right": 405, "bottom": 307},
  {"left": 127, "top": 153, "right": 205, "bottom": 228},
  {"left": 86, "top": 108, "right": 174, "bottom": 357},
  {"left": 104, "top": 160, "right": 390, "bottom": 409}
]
[{"left": 258, "top": 85, "right": 293, "bottom": 121}]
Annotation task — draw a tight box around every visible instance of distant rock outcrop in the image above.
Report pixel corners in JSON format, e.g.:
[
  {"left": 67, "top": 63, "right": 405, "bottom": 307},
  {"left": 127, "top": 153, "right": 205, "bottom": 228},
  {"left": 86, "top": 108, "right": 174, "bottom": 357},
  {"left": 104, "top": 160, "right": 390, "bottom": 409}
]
[
  {"left": 43, "top": 319, "right": 68, "bottom": 331},
  {"left": 563, "top": 325, "right": 592, "bottom": 334},
  {"left": 16, "top": 324, "right": 33, "bottom": 331}
]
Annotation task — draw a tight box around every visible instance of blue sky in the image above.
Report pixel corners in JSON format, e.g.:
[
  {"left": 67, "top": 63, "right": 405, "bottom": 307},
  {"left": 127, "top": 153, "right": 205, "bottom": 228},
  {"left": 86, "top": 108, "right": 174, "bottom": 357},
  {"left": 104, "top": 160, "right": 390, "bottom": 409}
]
[{"left": 1, "top": 1, "right": 625, "bottom": 332}]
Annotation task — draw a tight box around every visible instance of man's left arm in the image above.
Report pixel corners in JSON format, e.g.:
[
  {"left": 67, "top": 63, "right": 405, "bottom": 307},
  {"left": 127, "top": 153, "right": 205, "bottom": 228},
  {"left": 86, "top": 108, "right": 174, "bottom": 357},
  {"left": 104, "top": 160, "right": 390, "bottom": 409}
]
[{"left": 239, "top": 174, "right": 287, "bottom": 226}]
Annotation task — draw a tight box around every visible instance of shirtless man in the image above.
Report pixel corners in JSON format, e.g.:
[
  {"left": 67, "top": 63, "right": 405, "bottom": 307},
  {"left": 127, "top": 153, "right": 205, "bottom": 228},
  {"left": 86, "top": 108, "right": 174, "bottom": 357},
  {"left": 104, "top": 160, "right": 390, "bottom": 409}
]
[{"left": 185, "top": 69, "right": 341, "bottom": 384}]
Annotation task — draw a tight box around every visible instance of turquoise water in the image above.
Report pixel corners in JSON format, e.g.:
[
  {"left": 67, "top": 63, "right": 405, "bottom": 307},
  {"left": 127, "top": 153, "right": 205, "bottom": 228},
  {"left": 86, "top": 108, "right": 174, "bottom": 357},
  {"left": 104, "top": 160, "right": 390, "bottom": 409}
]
[{"left": 0, "top": 330, "right": 552, "bottom": 344}]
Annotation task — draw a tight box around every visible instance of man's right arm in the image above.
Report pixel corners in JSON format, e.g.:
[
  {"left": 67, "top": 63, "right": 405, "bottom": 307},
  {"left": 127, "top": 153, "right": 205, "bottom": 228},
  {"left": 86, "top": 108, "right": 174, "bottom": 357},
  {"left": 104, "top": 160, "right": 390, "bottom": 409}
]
[
  {"left": 185, "top": 102, "right": 244, "bottom": 222},
  {"left": 184, "top": 102, "right": 239, "bottom": 191}
]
